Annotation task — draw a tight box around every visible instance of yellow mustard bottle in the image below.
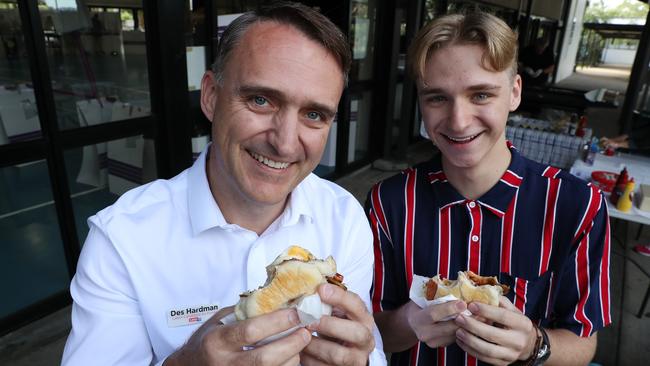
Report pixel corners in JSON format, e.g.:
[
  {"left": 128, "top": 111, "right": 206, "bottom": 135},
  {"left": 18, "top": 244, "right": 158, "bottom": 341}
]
[{"left": 616, "top": 179, "right": 635, "bottom": 212}]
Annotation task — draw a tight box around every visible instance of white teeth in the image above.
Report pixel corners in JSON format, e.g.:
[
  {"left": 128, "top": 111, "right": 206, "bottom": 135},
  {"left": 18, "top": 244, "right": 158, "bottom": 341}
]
[
  {"left": 445, "top": 133, "right": 479, "bottom": 142},
  {"left": 249, "top": 151, "right": 290, "bottom": 169}
]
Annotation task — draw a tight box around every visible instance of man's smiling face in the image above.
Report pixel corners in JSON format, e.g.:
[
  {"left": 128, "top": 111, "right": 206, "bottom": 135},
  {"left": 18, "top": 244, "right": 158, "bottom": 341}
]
[
  {"left": 418, "top": 44, "right": 521, "bottom": 172},
  {"left": 202, "top": 21, "right": 344, "bottom": 211}
]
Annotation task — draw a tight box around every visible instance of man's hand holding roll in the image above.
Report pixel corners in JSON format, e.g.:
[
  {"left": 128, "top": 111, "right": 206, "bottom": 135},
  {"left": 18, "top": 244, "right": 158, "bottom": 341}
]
[
  {"left": 301, "top": 283, "right": 375, "bottom": 366},
  {"left": 454, "top": 297, "right": 537, "bottom": 366},
  {"left": 164, "top": 306, "right": 310, "bottom": 366},
  {"left": 406, "top": 300, "right": 468, "bottom": 349}
]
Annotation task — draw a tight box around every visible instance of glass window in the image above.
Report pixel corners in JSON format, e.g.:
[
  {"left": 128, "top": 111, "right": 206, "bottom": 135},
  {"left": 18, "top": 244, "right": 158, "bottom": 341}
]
[
  {"left": 394, "top": 81, "right": 403, "bottom": 120},
  {"left": 185, "top": 2, "right": 212, "bottom": 163},
  {"left": 64, "top": 134, "right": 158, "bottom": 243},
  {"left": 0, "top": 1, "right": 42, "bottom": 146},
  {"left": 120, "top": 9, "right": 135, "bottom": 31},
  {"left": 636, "top": 61, "right": 650, "bottom": 112},
  {"left": 0, "top": 2, "right": 17, "bottom": 10},
  {"left": 136, "top": 9, "right": 145, "bottom": 31},
  {"left": 349, "top": 91, "right": 372, "bottom": 163},
  {"left": 349, "top": 0, "right": 377, "bottom": 82},
  {"left": 37, "top": 1, "right": 149, "bottom": 130},
  {"left": 0, "top": 161, "right": 69, "bottom": 318},
  {"left": 424, "top": 0, "right": 443, "bottom": 22},
  {"left": 315, "top": 114, "right": 338, "bottom": 177}
]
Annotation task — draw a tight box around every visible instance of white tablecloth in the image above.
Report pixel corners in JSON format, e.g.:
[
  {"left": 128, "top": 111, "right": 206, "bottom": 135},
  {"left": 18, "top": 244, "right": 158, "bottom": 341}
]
[{"left": 571, "top": 153, "right": 650, "bottom": 225}]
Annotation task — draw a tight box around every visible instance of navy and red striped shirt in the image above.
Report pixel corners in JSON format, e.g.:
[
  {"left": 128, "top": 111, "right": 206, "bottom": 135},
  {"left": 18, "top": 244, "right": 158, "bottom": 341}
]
[{"left": 367, "top": 144, "right": 611, "bottom": 366}]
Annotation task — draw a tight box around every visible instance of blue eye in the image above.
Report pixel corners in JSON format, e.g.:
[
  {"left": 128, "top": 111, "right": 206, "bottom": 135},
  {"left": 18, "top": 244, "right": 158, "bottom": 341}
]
[
  {"left": 306, "top": 111, "right": 322, "bottom": 121},
  {"left": 427, "top": 95, "right": 446, "bottom": 103},
  {"left": 253, "top": 96, "right": 268, "bottom": 106},
  {"left": 473, "top": 93, "right": 491, "bottom": 102}
]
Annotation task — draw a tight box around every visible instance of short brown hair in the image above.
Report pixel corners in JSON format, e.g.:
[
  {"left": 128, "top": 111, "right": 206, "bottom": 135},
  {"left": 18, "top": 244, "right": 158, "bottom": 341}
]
[
  {"left": 408, "top": 12, "right": 518, "bottom": 81},
  {"left": 212, "top": 1, "right": 351, "bottom": 85}
]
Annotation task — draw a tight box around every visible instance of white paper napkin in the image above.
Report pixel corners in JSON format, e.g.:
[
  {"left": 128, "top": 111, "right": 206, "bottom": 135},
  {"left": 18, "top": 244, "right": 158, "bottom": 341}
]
[
  {"left": 409, "top": 274, "right": 472, "bottom": 321},
  {"left": 221, "top": 293, "right": 332, "bottom": 348}
]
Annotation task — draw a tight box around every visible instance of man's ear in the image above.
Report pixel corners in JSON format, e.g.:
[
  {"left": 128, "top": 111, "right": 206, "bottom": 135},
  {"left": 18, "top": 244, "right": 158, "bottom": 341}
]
[
  {"left": 200, "top": 71, "right": 218, "bottom": 122},
  {"left": 510, "top": 74, "right": 522, "bottom": 112}
]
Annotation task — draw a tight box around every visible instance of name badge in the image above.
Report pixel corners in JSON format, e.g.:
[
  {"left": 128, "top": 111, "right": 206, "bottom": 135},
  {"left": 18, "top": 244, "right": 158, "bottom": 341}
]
[{"left": 167, "top": 303, "right": 219, "bottom": 327}]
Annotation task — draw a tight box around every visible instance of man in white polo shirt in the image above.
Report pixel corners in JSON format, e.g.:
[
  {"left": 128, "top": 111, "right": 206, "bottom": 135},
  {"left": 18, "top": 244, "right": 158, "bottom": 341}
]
[{"left": 62, "top": 3, "right": 385, "bottom": 366}]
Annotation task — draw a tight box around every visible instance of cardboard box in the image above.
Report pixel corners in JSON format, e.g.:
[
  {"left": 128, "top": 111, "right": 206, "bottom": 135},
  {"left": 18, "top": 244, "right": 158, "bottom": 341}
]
[
  {"left": 0, "top": 85, "right": 41, "bottom": 143},
  {"left": 76, "top": 98, "right": 152, "bottom": 194},
  {"left": 76, "top": 98, "right": 110, "bottom": 188},
  {"left": 107, "top": 103, "right": 151, "bottom": 195}
]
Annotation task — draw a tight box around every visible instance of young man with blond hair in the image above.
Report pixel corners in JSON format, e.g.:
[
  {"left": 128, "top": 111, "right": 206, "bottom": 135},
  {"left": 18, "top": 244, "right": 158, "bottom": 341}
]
[{"left": 368, "top": 12, "right": 610, "bottom": 366}]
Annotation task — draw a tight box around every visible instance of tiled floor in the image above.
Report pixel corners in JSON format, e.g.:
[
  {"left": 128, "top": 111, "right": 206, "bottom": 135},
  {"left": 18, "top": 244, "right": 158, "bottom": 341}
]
[
  {"left": 0, "top": 155, "right": 119, "bottom": 320},
  {"left": 593, "top": 222, "right": 650, "bottom": 365}
]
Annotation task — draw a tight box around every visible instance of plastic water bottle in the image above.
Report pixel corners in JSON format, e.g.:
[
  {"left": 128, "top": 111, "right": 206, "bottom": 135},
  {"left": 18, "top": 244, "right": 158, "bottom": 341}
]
[{"left": 584, "top": 140, "right": 598, "bottom": 165}]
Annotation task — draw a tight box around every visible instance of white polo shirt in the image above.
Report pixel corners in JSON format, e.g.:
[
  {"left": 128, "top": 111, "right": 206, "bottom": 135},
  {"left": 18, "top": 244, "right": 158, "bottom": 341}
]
[{"left": 62, "top": 146, "right": 386, "bottom": 366}]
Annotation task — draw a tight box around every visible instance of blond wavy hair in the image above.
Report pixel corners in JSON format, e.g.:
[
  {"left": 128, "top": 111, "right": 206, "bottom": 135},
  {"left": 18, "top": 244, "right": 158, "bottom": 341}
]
[{"left": 408, "top": 12, "right": 518, "bottom": 81}]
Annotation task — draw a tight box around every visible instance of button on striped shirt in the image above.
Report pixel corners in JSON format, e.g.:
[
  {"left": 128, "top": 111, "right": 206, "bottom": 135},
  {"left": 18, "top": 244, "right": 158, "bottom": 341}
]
[{"left": 367, "top": 144, "right": 611, "bottom": 366}]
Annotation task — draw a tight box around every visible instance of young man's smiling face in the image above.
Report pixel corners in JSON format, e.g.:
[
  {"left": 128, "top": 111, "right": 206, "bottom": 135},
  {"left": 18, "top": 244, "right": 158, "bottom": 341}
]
[
  {"left": 418, "top": 44, "right": 521, "bottom": 173},
  {"left": 201, "top": 21, "right": 344, "bottom": 213}
]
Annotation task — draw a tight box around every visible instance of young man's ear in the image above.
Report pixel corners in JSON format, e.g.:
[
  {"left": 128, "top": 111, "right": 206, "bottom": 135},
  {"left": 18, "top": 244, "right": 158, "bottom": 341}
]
[
  {"left": 509, "top": 74, "right": 522, "bottom": 112},
  {"left": 200, "top": 71, "right": 218, "bottom": 122}
]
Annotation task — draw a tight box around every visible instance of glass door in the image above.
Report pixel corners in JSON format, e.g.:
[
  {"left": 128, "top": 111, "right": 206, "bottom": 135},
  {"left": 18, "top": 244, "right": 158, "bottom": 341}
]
[
  {"left": 0, "top": 0, "right": 70, "bottom": 324},
  {"left": 344, "top": 0, "right": 379, "bottom": 169},
  {"left": 35, "top": 1, "right": 157, "bottom": 243},
  {"left": 0, "top": 0, "right": 189, "bottom": 335}
]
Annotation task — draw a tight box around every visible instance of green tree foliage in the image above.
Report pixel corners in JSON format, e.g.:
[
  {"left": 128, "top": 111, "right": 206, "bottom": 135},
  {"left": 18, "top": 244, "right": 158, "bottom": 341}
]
[{"left": 585, "top": 0, "right": 649, "bottom": 23}]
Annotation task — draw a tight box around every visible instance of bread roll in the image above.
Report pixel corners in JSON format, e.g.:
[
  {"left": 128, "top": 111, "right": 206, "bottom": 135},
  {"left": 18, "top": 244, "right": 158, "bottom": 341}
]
[
  {"left": 235, "top": 246, "right": 341, "bottom": 320},
  {"left": 424, "top": 271, "right": 509, "bottom": 306}
]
